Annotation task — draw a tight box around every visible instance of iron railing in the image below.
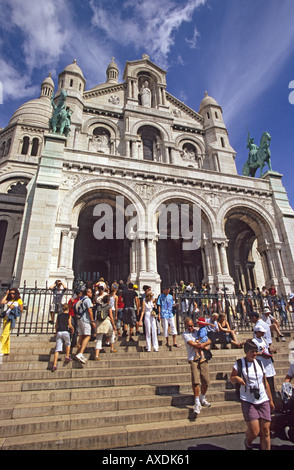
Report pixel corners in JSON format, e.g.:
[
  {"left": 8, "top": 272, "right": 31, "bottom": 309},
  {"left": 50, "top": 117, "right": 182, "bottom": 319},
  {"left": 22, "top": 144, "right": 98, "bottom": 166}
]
[
  {"left": 0, "top": 282, "right": 293, "bottom": 336},
  {"left": 173, "top": 286, "right": 294, "bottom": 335}
]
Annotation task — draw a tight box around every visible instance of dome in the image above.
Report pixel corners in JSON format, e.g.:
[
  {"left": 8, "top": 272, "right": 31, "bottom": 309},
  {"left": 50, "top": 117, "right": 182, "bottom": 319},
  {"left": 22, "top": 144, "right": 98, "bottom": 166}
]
[
  {"left": 199, "top": 91, "right": 220, "bottom": 111},
  {"left": 63, "top": 59, "right": 84, "bottom": 78},
  {"left": 107, "top": 57, "right": 119, "bottom": 72},
  {"left": 106, "top": 57, "right": 119, "bottom": 84},
  {"left": 41, "top": 73, "right": 54, "bottom": 88},
  {"left": 9, "top": 97, "right": 52, "bottom": 127}
]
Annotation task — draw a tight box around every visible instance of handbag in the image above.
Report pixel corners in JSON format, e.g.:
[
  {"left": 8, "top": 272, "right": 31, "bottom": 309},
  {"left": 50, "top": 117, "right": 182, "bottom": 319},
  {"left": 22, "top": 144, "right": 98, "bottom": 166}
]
[{"left": 151, "top": 310, "right": 157, "bottom": 318}]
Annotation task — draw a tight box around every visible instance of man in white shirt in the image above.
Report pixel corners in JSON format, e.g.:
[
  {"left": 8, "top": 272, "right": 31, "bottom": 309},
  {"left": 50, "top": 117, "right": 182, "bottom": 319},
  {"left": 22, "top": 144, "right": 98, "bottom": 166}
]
[
  {"left": 250, "top": 312, "right": 273, "bottom": 348},
  {"left": 261, "top": 307, "right": 286, "bottom": 342},
  {"left": 182, "top": 318, "right": 211, "bottom": 414}
]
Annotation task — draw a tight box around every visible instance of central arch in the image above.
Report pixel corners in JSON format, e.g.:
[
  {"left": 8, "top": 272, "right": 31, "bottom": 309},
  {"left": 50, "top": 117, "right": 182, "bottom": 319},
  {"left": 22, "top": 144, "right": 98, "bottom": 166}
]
[
  {"left": 72, "top": 190, "right": 134, "bottom": 284},
  {"left": 154, "top": 196, "right": 211, "bottom": 289}
]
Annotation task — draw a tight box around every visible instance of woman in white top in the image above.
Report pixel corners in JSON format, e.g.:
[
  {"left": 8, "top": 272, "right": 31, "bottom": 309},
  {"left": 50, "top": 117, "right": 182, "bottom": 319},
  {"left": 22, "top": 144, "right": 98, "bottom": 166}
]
[
  {"left": 139, "top": 291, "right": 159, "bottom": 352},
  {"left": 230, "top": 340, "right": 274, "bottom": 450}
]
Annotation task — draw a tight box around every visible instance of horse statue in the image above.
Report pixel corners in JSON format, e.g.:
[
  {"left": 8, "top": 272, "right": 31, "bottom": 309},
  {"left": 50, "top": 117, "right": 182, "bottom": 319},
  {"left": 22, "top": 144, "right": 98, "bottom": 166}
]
[
  {"left": 49, "top": 89, "right": 72, "bottom": 137},
  {"left": 242, "top": 131, "right": 272, "bottom": 177}
]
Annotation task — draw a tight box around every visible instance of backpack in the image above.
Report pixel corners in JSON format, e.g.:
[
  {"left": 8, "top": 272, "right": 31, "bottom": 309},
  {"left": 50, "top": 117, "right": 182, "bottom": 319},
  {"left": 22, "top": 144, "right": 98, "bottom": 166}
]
[
  {"left": 74, "top": 298, "right": 87, "bottom": 319},
  {"left": 96, "top": 302, "right": 109, "bottom": 322},
  {"left": 235, "top": 357, "right": 263, "bottom": 399}
]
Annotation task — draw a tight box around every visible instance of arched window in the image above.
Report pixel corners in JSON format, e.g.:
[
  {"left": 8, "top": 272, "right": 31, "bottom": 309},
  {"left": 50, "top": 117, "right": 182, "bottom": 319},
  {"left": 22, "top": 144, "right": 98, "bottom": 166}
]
[
  {"left": 0, "top": 142, "right": 5, "bottom": 158},
  {"left": 0, "top": 220, "right": 8, "bottom": 264},
  {"left": 138, "top": 125, "right": 161, "bottom": 161},
  {"left": 31, "top": 138, "right": 39, "bottom": 156},
  {"left": 90, "top": 127, "right": 111, "bottom": 154},
  {"left": 21, "top": 136, "right": 30, "bottom": 155}
]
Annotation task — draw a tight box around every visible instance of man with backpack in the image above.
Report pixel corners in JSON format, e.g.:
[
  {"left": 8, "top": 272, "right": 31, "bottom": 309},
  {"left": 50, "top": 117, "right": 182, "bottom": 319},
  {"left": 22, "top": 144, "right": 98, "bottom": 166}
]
[{"left": 75, "top": 288, "right": 95, "bottom": 364}]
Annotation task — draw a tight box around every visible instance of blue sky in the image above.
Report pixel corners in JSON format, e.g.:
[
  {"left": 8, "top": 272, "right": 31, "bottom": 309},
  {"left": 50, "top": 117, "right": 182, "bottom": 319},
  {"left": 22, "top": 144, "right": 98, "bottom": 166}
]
[{"left": 0, "top": 0, "right": 294, "bottom": 208}]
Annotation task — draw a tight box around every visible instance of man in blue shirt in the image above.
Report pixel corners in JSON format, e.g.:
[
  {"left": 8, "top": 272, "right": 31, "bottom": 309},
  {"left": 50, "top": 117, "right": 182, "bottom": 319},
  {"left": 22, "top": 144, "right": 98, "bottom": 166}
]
[{"left": 157, "top": 287, "right": 181, "bottom": 348}]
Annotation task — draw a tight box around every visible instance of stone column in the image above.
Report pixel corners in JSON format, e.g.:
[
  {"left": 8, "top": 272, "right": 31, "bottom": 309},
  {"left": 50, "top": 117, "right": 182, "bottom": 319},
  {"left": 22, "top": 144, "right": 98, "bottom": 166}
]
[
  {"left": 213, "top": 241, "right": 222, "bottom": 276},
  {"left": 67, "top": 229, "right": 78, "bottom": 278},
  {"left": 58, "top": 229, "right": 70, "bottom": 268},
  {"left": 139, "top": 238, "right": 147, "bottom": 272},
  {"left": 219, "top": 241, "right": 229, "bottom": 276}
]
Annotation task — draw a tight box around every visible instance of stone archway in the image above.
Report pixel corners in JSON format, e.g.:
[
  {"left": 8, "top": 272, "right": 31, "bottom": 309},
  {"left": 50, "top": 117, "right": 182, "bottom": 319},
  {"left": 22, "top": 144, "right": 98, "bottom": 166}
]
[
  {"left": 155, "top": 197, "right": 204, "bottom": 289},
  {"left": 225, "top": 207, "right": 275, "bottom": 292},
  {"left": 72, "top": 190, "right": 132, "bottom": 284}
]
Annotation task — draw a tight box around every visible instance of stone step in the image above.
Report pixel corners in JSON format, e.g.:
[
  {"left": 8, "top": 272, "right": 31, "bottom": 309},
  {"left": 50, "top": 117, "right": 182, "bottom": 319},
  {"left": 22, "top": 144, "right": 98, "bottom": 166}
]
[
  {"left": 0, "top": 359, "right": 290, "bottom": 384},
  {"left": 0, "top": 387, "right": 239, "bottom": 420},
  {"left": 0, "top": 399, "right": 243, "bottom": 439},
  {"left": 0, "top": 332, "right": 291, "bottom": 450},
  {"left": 0, "top": 412, "right": 246, "bottom": 450}
]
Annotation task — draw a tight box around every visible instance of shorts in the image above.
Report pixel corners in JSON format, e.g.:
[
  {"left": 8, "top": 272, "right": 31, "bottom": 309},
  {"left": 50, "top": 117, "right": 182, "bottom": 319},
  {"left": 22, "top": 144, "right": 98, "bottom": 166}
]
[
  {"left": 188, "top": 359, "right": 210, "bottom": 387},
  {"left": 161, "top": 316, "right": 177, "bottom": 337},
  {"left": 55, "top": 331, "right": 71, "bottom": 352},
  {"left": 50, "top": 302, "right": 62, "bottom": 314},
  {"left": 241, "top": 400, "right": 271, "bottom": 423},
  {"left": 123, "top": 307, "right": 136, "bottom": 326},
  {"left": 77, "top": 320, "right": 92, "bottom": 336}
]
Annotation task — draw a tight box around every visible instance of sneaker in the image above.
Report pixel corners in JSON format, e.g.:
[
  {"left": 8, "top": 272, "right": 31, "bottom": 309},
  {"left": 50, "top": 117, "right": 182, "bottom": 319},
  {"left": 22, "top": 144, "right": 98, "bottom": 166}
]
[
  {"left": 193, "top": 402, "right": 202, "bottom": 414},
  {"left": 244, "top": 438, "right": 253, "bottom": 450},
  {"left": 65, "top": 357, "right": 73, "bottom": 363},
  {"left": 110, "top": 349, "right": 118, "bottom": 353},
  {"left": 76, "top": 353, "right": 86, "bottom": 364},
  {"left": 200, "top": 398, "right": 211, "bottom": 407},
  {"left": 51, "top": 365, "right": 57, "bottom": 372},
  {"left": 280, "top": 335, "right": 286, "bottom": 342}
]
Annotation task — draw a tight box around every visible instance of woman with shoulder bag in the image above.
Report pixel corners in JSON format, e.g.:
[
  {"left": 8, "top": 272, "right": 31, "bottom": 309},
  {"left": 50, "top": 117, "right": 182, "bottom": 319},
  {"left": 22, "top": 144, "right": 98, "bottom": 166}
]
[
  {"left": 139, "top": 291, "right": 159, "bottom": 352},
  {"left": 230, "top": 339, "right": 275, "bottom": 450},
  {"left": 0, "top": 288, "right": 23, "bottom": 356},
  {"left": 94, "top": 295, "right": 117, "bottom": 361}
]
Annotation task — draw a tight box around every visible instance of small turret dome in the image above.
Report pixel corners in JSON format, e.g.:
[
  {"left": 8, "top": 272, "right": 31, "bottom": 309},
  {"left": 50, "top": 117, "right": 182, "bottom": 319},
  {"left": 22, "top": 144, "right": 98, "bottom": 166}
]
[
  {"left": 40, "top": 73, "right": 54, "bottom": 100},
  {"left": 199, "top": 91, "right": 221, "bottom": 112},
  {"left": 63, "top": 59, "right": 84, "bottom": 78},
  {"left": 106, "top": 57, "right": 119, "bottom": 84}
]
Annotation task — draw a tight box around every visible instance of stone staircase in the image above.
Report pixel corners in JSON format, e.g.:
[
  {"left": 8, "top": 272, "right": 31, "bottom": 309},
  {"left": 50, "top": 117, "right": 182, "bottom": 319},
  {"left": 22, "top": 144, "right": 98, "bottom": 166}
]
[{"left": 0, "top": 331, "right": 292, "bottom": 450}]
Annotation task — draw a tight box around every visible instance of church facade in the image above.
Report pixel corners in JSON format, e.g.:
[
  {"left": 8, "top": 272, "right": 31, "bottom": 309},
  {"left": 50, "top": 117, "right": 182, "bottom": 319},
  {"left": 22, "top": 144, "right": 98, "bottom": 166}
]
[{"left": 0, "top": 55, "right": 294, "bottom": 295}]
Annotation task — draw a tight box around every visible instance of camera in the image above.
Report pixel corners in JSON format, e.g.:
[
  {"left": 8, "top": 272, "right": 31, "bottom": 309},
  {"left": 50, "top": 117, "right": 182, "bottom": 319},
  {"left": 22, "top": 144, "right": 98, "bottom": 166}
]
[{"left": 250, "top": 386, "right": 260, "bottom": 400}]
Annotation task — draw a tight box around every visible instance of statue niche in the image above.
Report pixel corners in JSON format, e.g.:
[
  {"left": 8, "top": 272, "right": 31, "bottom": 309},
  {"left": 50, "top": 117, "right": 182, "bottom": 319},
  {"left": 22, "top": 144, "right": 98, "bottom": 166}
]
[{"left": 90, "top": 127, "right": 111, "bottom": 154}]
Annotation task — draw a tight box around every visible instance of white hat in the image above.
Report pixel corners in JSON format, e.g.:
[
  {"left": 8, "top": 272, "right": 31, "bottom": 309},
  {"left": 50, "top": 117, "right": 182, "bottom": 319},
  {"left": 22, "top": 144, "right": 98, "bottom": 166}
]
[{"left": 254, "top": 324, "right": 266, "bottom": 333}]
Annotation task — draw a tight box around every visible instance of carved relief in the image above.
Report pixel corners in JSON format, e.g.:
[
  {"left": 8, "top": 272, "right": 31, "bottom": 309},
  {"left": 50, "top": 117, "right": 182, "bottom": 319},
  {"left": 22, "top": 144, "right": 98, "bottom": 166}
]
[
  {"left": 108, "top": 95, "right": 120, "bottom": 105},
  {"left": 134, "top": 183, "right": 159, "bottom": 200},
  {"left": 90, "top": 131, "right": 111, "bottom": 154},
  {"left": 60, "top": 174, "right": 85, "bottom": 190}
]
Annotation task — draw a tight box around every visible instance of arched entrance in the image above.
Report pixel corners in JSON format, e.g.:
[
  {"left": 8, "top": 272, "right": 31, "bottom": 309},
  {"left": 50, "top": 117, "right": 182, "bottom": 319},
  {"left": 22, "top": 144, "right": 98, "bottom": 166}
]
[
  {"left": 225, "top": 208, "right": 272, "bottom": 292},
  {"left": 156, "top": 198, "right": 204, "bottom": 289},
  {"left": 73, "top": 191, "right": 132, "bottom": 284}
]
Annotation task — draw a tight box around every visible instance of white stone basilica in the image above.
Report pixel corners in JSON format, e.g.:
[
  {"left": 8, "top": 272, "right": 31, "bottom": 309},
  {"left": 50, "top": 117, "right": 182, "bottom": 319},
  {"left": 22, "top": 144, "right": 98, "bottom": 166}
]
[{"left": 0, "top": 55, "right": 294, "bottom": 295}]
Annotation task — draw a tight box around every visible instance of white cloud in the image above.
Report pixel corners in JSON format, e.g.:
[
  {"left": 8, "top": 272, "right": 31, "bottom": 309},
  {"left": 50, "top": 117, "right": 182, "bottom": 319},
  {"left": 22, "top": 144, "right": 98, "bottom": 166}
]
[
  {"left": 0, "top": 0, "right": 70, "bottom": 71},
  {"left": 90, "top": 0, "right": 207, "bottom": 68},
  {"left": 185, "top": 27, "right": 200, "bottom": 49},
  {"left": 0, "top": 59, "right": 39, "bottom": 101}
]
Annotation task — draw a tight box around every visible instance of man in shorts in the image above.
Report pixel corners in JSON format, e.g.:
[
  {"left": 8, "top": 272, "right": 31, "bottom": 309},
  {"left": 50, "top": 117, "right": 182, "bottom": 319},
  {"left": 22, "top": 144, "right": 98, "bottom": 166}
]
[
  {"left": 76, "top": 288, "right": 95, "bottom": 364},
  {"left": 182, "top": 317, "right": 211, "bottom": 414},
  {"left": 122, "top": 283, "right": 140, "bottom": 341}
]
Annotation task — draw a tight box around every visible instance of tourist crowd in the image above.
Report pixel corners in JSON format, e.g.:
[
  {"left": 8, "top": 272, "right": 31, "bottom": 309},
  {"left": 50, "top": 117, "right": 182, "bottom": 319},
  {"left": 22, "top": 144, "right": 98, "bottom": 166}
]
[{"left": 1, "top": 278, "right": 294, "bottom": 450}]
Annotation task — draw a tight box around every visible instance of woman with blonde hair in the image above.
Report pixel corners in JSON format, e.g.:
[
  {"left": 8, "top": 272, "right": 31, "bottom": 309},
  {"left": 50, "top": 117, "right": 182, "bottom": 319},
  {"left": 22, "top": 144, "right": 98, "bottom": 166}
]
[{"left": 139, "top": 291, "right": 159, "bottom": 352}]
